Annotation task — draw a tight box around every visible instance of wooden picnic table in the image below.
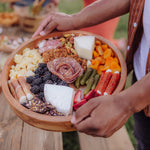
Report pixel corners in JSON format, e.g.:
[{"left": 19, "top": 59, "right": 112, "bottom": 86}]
[{"left": 0, "top": 26, "right": 135, "bottom": 150}]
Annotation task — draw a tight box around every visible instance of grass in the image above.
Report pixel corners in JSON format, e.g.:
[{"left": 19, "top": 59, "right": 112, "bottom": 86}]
[{"left": 58, "top": 0, "right": 83, "bottom": 14}]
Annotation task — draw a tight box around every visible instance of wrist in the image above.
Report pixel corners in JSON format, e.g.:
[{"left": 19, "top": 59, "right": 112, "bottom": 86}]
[
  {"left": 119, "top": 74, "right": 150, "bottom": 113},
  {"left": 115, "top": 92, "right": 134, "bottom": 114},
  {"left": 71, "top": 13, "right": 86, "bottom": 29}
]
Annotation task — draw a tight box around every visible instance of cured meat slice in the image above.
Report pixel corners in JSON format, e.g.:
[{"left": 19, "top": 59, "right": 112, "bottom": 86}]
[
  {"left": 47, "top": 57, "right": 84, "bottom": 83},
  {"left": 38, "top": 39, "right": 62, "bottom": 54}
]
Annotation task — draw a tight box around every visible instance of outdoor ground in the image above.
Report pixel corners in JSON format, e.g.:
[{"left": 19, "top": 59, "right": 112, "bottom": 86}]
[{"left": 0, "top": 0, "right": 136, "bottom": 150}]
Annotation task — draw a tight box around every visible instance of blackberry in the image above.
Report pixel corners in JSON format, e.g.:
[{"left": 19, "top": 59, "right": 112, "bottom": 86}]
[
  {"left": 57, "top": 78, "right": 63, "bottom": 83},
  {"left": 45, "top": 80, "right": 53, "bottom": 84},
  {"left": 40, "top": 83, "right": 45, "bottom": 92},
  {"left": 38, "top": 92, "right": 44, "bottom": 100},
  {"left": 26, "top": 76, "right": 34, "bottom": 84},
  {"left": 53, "top": 82, "right": 57, "bottom": 85},
  {"left": 44, "top": 71, "right": 51, "bottom": 76},
  {"left": 34, "top": 74, "right": 40, "bottom": 78},
  {"left": 30, "top": 85, "right": 40, "bottom": 94},
  {"left": 58, "top": 80, "right": 68, "bottom": 86},
  {"left": 34, "top": 67, "right": 44, "bottom": 75},
  {"left": 39, "top": 63, "right": 47, "bottom": 68},
  {"left": 43, "top": 74, "right": 51, "bottom": 82},
  {"left": 43, "top": 67, "right": 49, "bottom": 72},
  {"left": 32, "top": 77, "right": 43, "bottom": 85},
  {"left": 51, "top": 74, "right": 58, "bottom": 82}
]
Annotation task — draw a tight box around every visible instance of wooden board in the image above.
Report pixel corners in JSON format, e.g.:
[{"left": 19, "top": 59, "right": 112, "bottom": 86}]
[
  {"left": 0, "top": 73, "right": 1, "bottom": 93},
  {"left": 21, "top": 123, "right": 63, "bottom": 150},
  {"left": 0, "top": 92, "right": 63, "bottom": 150},
  {"left": 0, "top": 92, "right": 23, "bottom": 150},
  {"left": 1, "top": 30, "right": 127, "bottom": 132},
  {"left": 78, "top": 126, "right": 134, "bottom": 150}
]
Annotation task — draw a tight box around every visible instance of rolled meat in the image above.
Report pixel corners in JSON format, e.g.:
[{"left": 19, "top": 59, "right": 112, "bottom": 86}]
[{"left": 47, "top": 57, "right": 83, "bottom": 83}]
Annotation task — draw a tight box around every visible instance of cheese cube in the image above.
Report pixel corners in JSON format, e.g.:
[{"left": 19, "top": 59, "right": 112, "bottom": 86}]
[
  {"left": 74, "top": 36, "right": 95, "bottom": 60},
  {"left": 44, "top": 84, "right": 75, "bottom": 115}
]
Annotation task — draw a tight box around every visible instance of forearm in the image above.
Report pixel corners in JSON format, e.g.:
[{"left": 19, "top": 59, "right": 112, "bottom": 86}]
[
  {"left": 72, "top": 0, "right": 130, "bottom": 29},
  {"left": 118, "top": 73, "right": 150, "bottom": 113}
]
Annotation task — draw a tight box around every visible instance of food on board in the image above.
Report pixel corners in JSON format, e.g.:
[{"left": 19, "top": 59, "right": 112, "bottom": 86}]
[
  {"left": 8, "top": 33, "right": 122, "bottom": 116},
  {"left": 9, "top": 48, "right": 43, "bottom": 79},
  {"left": 44, "top": 84, "right": 75, "bottom": 115},
  {"left": 74, "top": 36, "right": 95, "bottom": 60},
  {"left": 104, "top": 71, "right": 120, "bottom": 95},
  {"left": 47, "top": 57, "right": 84, "bottom": 83},
  {"left": 95, "top": 69, "right": 112, "bottom": 95}
]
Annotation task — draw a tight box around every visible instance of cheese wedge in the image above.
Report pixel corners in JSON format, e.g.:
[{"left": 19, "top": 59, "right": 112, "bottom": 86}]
[
  {"left": 44, "top": 84, "right": 75, "bottom": 115},
  {"left": 74, "top": 36, "right": 95, "bottom": 60}
]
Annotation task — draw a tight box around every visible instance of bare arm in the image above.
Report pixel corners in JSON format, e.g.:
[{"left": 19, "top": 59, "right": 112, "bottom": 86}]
[
  {"left": 72, "top": 0, "right": 130, "bottom": 29},
  {"left": 71, "top": 73, "right": 150, "bottom": 137},
  {"left": 33, "top": 0, "right": 130, "bottom": 37}
]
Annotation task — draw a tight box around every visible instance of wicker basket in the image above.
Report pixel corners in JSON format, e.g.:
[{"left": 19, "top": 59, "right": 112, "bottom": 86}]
[
  {"left": 14, "top": 3, "right": 58, "bottom": 33},
  {"left": 18, "top": 15, "right": 44, "bottom": 33}
]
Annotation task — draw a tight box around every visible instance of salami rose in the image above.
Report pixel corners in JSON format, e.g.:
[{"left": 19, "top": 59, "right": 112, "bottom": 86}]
[{"left": 47, "top": 57, "right": 83, "bottom": 83}]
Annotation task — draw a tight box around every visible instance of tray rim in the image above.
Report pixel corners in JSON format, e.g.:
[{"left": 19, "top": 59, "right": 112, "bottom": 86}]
[{"left": 1, "top": 30, "right": 127, "bottom": 132}]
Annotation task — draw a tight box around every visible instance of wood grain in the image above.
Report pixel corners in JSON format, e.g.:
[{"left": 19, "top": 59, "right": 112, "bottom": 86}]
[
  {"left": 0, "top": 92, "right": 63, "bottom": 150},
  {"left": 78, "top": 126, "right": 134, "bottom": 150},
  {"left": 21, "top": 123, "right": 63, "bottom": 150},
  {"left": 0, "top": 92, "right": 23, "bottom": 150},
  {"left": 0, "top": 73, "right": 1, "bottom": 94},
  {"left": 1, "top": 30, "right": 127, "bottom": 132}
]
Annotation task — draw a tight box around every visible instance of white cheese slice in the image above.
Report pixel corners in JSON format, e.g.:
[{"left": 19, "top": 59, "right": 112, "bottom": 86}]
[
  {"left": 44, "top": 84, "right": 75, "bottom": 115},
  {"left": 74, "top": 36, "right": 95, "bottom": 60}
]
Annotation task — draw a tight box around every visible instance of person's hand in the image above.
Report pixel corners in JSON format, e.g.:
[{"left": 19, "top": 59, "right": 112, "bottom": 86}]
[
  {"left": 71, "top": 94, "right": 133, "bottom": 137},
  {"left": 32, "top": 12, "right": 75, "bottom": 38}
]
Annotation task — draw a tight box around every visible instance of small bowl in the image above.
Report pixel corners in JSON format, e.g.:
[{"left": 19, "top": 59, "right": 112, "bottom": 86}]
[{"left": 1, "top": 30, "right": 127, "bottom": 132}]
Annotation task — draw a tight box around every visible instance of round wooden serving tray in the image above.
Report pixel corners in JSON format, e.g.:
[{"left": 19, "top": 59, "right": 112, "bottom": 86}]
[{"left": 1, "top": 30, "right": 127, "bottom": 132}]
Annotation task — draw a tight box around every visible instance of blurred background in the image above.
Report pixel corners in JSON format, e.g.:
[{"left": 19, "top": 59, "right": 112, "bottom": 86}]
[{"left": 0, "top": 0, "right": 136, "bottom": 149}]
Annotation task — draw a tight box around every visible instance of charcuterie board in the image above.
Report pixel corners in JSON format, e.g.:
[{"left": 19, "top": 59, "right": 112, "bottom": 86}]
[{"left": 1, "top": 30, "right": 127, "bottom": 132}]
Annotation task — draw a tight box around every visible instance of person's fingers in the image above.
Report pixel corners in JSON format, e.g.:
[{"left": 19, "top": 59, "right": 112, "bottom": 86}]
[
  {"left": 41, "top": 21, "right": 58, "bottom": 35},
  {"left": 74, "top": 99, "right": 99, "bottom": 124},
  {"left": 76, "top": 117, "right": 100, "bottom": 136},
  {"left": 32, "top": 15, "right": 53, "bottom": 38}
]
